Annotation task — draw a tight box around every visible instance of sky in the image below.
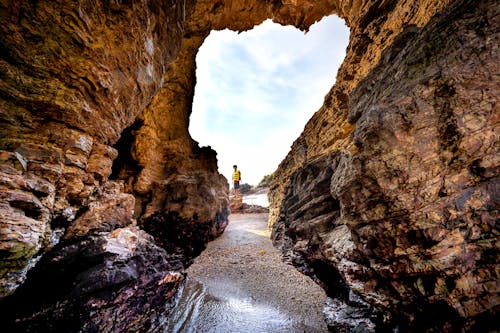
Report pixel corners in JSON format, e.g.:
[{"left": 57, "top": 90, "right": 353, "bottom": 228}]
[{"left": 189, "top": 15, "right": 350, "bottom": 186}]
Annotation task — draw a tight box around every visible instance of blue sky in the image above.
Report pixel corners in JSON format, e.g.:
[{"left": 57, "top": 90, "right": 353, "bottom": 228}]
[{"left": 189, "top": 15, "right": 350, "bottom": 186}]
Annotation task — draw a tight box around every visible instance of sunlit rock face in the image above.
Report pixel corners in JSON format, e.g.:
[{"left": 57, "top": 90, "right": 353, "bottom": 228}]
[
  {"left": 0, "top": 0, "right": 497, "bottom": 331},
  {"left": 271, "top": 0, "right": 499, "bottom": 331}
]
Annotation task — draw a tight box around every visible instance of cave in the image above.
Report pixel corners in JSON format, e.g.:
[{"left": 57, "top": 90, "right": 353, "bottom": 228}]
[{"left": 0, "top": 0, "right": 498, "bottom": 332}]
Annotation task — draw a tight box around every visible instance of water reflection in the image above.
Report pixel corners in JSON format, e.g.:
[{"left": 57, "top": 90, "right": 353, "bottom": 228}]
[{"left": 167, "top": 278, "right": 319, "bottom": 333}]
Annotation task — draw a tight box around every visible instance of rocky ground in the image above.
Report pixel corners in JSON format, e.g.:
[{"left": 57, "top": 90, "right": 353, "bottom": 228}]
[{"left": 185, "top": 213, "right": 329, "bottom": 332}]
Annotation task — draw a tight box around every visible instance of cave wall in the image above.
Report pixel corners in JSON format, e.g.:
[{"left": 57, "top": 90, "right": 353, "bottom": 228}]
[
  {"left": 0, "top": 0, "right": 348, "bottom": 330},
  {"left": 270, "top": 0, "right": 499, "bottom": 331},
  {"left": 0, "top": 1, "right": 193, "bottom": 330},
  {"left": 0, "top": 0, "right": 498, "bottom": 331},
  {"left": 0, "top": 0, "right": 187, "bottom": 291}
]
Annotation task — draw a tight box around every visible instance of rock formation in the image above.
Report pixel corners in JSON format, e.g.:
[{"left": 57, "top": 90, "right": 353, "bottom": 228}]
[
  {"left": 0, "top": 0, "right": 225, "bottom": 330},
  {"left": 270, "top": 0, "right": 499, "bottom": 331},
  {"left": 0, "top": 0, "right": 497, "bottom": 331}
]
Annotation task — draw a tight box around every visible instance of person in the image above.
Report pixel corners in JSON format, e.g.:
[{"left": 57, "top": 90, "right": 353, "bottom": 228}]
[{"left": 232, "top": 165, "right": 241, "bottom": 196}]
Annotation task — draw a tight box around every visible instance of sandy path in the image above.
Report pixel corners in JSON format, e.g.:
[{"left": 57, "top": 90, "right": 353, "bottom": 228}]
[{"left": 185, "top": 213, "right": 329, "bottom": 332}]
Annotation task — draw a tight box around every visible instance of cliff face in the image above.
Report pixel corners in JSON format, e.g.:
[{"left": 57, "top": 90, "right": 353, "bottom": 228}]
[
  {"left": 271, "top": 0, "right": 499, "bottom": 331},
  {"left": 0, "top": 1, "right": 195, "bottom": 330},
  {"left": 0, "top": 0, "right": 497, "bottom": 331}
]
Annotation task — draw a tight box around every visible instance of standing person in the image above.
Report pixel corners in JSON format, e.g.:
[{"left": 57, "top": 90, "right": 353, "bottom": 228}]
[{"left": 232, "top": 165, "right": 241, "bottom": 196}]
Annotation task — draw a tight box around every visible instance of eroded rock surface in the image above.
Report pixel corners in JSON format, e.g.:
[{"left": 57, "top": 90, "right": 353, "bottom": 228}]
[
  {"left": 0, "top": 0, "right": 498, "bottom": 331},
  {"left": 0, "top": 0, "right": 221, "bottom": 330},
  {"left": 1, "top": 225, "right": 184, "bottom": 332},
  {"left": 271, "top": 0, "right": 499, "bottom": 331}
]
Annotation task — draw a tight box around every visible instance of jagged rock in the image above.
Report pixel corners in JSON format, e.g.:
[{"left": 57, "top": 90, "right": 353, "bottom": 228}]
[
  {"left": 229, "top": 195, "right": 244, "bottom": 211},
  {"left": 0, "top": 225, "right": 184, "bottom": 332},
  {"left": 323, "top": 295, "right": 377, "bottom": 333},
  {"left": 271, "top": 0, "right": 499, "bottom": 331},
  {"left": 0, "top": 0, "right": 188, "bottom": 299},
  {"left": 64, "top": 181, "right": 135, "bottom": 239}
]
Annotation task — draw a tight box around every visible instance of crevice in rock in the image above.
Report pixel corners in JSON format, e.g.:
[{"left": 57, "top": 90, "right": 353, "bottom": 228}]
[
  {"left": 109, "top": 118, "right": 144, "bottom": 183},
  {"left": 9, "top": 200, "right": 44, "bottom": 220}
]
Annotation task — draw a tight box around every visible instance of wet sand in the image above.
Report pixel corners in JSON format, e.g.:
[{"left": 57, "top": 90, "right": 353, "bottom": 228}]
[{"left": 184, "top": 213, "right": 329, "bottom": 332}]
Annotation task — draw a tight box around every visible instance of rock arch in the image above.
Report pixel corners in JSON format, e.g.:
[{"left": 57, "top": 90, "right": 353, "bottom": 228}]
[{"left": 0, "top": 0, "right": 497, "bottom": 331}]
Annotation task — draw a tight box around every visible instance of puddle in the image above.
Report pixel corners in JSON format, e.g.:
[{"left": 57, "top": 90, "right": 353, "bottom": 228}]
[{"left": 166, "top": 278, "right": 322, "bottom": 333}]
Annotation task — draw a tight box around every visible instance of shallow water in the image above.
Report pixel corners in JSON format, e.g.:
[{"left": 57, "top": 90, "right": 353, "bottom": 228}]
[
  {"left": 242, "top": 193, "right": 269, "bottom": 207},
  {"left": 166, "top": 278, "right": 323, "bottom": 333},
  {"left": 166, "top": 214, "right": 328, "bottom": 333}
]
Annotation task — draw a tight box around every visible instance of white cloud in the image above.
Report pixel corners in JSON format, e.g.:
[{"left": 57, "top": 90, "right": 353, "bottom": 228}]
[{"left": 190, "top": 15, "right": 349, "bottom": 185}]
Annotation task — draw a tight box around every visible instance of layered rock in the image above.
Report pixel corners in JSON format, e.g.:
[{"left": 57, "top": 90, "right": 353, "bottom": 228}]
[
  {"left": 0, "top": 0, "right": 221, "bottom": 330},
  {"left": 0, "top": 0, "right": 186, "bottom": 295},
  {"left": 271, "top": 0, "right": 499, "bottom": 331},
  {"left": 268, "top": 0, "right": 456, "bottom": 225},
  {"left": 1, "top": 181, "right": 185, "bottom": 332},
  {"left": 110, "top": 33, "right": 230, "bottom": 268}
]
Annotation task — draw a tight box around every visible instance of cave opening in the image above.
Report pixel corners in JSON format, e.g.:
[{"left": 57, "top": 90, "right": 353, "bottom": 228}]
[
  {"left": 110, "top": 118, "right": 144, "bottom": 182},
  {"left": 189, "top": 15, "right": 350, "bottom": 187},
  {"left": 162, "top": 16, "right": 351, "bottom": 330}
]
